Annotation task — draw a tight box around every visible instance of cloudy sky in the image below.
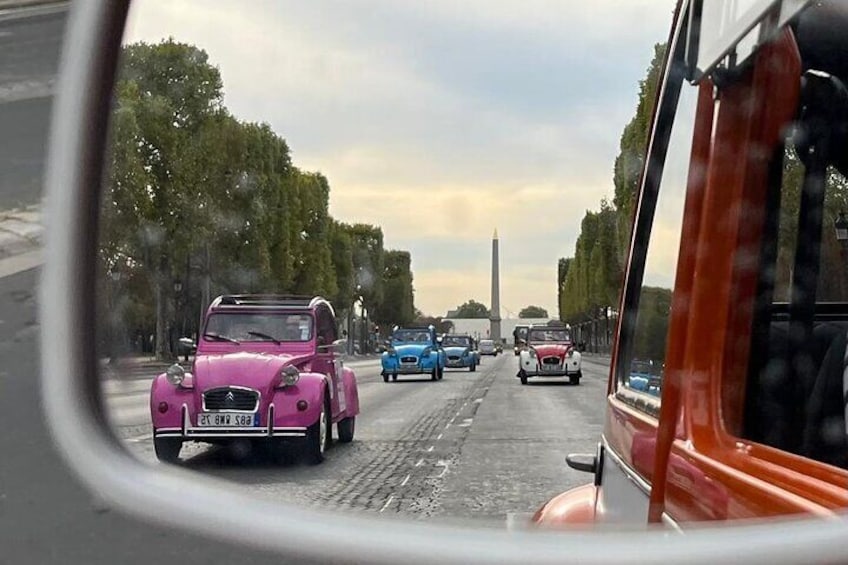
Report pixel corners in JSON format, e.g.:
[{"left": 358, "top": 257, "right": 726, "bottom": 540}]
[{"left": 125, "top": 1, "right": 674, "bottom": 318}]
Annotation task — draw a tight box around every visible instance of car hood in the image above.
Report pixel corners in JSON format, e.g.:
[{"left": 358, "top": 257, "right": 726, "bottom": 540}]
[
  {"left": 530, "top": 344, "right": 572, "bottom": 356},
  {"left": 192, "top": 351, "right": 311, "bottom": 390},
  {"left": 391, "top": 343, "right": 432, "bottom": 356},
  {"left": 443, "top": 346, "right": 470, "bottom": 355}
]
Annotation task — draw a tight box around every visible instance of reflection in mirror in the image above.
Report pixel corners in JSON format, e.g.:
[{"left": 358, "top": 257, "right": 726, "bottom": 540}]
[{"left": 96, "top": 0, "right": 675, "bottom": 528}]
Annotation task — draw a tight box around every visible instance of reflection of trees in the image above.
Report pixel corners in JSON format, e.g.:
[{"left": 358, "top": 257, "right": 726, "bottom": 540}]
[
  {"left": 559, "top": 43, "right": 667, "bottom": 325},
  {"left": 632, "top": 286, "right": 672, "bottom": 364},
  {"left": 775, "top": 149, "right": 848, "bottom": 301},
  {"left": 98, "top": 40, "right": 414, "bottom": 360}
]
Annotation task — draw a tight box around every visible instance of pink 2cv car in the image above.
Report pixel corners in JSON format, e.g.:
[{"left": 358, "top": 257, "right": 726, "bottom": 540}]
[{"left": 150, "top": 295, "right": 359, "bottom": 464}]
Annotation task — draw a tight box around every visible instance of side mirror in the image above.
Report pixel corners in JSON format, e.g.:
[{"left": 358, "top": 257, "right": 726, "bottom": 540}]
[{"left": 177, "top": 337, "right": 196, "bottom": 351}]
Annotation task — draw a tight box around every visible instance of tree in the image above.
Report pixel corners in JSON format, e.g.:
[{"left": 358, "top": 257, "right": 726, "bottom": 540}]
[
  {"left": 519, "top": 305, "right": 548, "bottom": 318},
  {"left": 373, "top": 250, "right": 415, "bottom": 327},
  {"left": 452, "top": 300, "right": 490, "bottom": 318},
  {"left": 100, "top": 40, "right": 417, "bottom": 359}
]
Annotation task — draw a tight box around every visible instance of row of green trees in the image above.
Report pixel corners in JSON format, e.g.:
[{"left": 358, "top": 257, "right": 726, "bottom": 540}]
[
  {"left": 99, "top": 40, "right": 415, "bottom": 358},
  {"left": 446, "top": 300, "right": 548, "bottom": 319},
  {"left": 558, "top": 43, "right": 667, "bottom": 325}
]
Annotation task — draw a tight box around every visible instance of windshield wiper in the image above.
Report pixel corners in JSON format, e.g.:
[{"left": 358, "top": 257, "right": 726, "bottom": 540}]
[
  {"left": 203, "top": 332, "right": 240, "bottom": 344},
  {"left": 247, "top": 331, "right": 281, "bottom": 345}
]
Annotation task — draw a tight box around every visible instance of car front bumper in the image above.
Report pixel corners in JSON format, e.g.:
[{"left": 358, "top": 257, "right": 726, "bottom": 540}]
[{"left": 154, "top": 404, "right": 308, "bottom": 439}]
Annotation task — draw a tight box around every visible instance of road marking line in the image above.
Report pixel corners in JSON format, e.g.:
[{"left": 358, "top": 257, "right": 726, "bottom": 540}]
[
  {"left": 400, "top": 474, "right": 410, "bottom": 487},
  {"left": 415, "top": 458, "right": 424, "bottom": 467},
  {"left": 125, "top": 433, "right": 153, "bottom": 442},
  {"left": 427, "top": 445, "right": 434, "bottom": 452},
  {"left": 436, "top": 433, "right": 443, "bottom": 440},
  {"left": 379, "top": 495, "right": 395, "bottom": 513},
  {"left": 445, "top": 423, "right": 451, "bottom": 428}
]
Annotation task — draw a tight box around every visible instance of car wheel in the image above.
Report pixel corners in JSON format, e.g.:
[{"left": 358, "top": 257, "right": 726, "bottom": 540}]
[
  {"left": 469, "top": 363, "right": 476, "bottom": 372},
  {"left": 337, "top": 416, "right": 355, "bottom": 443},
  {"left": 154, "top": 437, "right": 182, "bottom": 463},
  {"left": 570, "top": 375, "right": 580, "bottom": 385},
  {"left": 437, "top": 367, "right": 444, "bottom": 380},
  {"left": 431, "top": 368, "right": 438, "bottom": 381},
  {"left": 382, "top": 373, "right": 389, "bottom": 383},
  {"left": 518, "top": 371, "right": 528, "bottom": 385},
  {"left": 392, "top": 373, "right": 397, "bottom": 381},
  {"left": 304, "top": 393, "right": 330, "bottom": 464}
]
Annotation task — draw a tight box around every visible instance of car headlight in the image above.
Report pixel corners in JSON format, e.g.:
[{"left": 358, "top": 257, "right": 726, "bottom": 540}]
[
  {"left": 567, "top": 349, "right": 575, "bottom": 358},
  {"left": 421, "top": 347, "right": 431, "bottom": 357},
  {"left": 165, "top": 363, "right": 185, "bottom": 385},
  {"left": 387, "top": 347, "right": 396, "bottom": 356},
  {"left": 529, "top": 349, "right": 537, "bottom": 358},
  {"left": 462, "top": 348, "right": 470, "bottom": 357},
  {"left": 279, "top": 365, "right": 300, "bottom": 387}
]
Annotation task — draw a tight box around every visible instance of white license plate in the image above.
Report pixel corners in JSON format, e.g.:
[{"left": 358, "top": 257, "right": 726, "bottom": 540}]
[
  {"left": 542, "top": 365, "right": 561, "bottom": 372},
  {"left": 197, "top": 413, "right": 259, "bottom": 427}
]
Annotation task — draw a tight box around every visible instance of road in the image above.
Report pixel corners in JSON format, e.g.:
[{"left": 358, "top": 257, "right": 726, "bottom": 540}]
[
  {"left": 104, "top": 353, "right": 610, "bottom": 526},
  {"left": 0, "top": 3, "right": 66, "bottom": 209}
]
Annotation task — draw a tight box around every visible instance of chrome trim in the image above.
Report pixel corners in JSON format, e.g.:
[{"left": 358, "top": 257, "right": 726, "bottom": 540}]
[
  {"left": 201, "top": 385, "right": 261, "bottom": 413},
  {"left": 602, "top": 438, "right": 652, "bottom": 496},
  {"left": 661, "top": 512, "right": 682, "bottom": 532}
]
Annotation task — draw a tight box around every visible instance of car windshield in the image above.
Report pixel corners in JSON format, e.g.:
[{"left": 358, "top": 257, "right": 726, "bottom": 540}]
[
  {"left": 442, "top": 336, "right": 471, "bottom": 347},
  {"left": 393, "top": 330, "right": 431, "bottom": 343},
  {"left": 528, "top": 329, "right": 570, "bottom": 343},
  {"left": 204, "top": 313, "right": 313, "bottom": 342}
]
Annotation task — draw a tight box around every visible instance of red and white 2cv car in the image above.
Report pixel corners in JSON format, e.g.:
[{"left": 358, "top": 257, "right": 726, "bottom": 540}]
[{"left": 150, "top": 295, "right": 359, "bottom": 464}]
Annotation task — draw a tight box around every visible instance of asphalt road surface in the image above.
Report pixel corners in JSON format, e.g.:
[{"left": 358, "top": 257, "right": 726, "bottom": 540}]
[
  {"left": 0, "top": 3, "right": 65, "bottom": 209},
  {"left": 105, "top": 353, "right": 610, "bottom": 527}
]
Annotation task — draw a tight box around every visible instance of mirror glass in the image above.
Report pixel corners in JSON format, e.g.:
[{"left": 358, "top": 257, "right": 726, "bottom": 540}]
[{"left": 96, "top": 0, "right": 678, "bottom": 527}]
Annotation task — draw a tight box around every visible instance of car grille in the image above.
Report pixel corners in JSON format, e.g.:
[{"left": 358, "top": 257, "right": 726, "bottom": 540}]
[
  {"left": 203, "top": 387, "right": 259, "bottom": 411},
  {"left": 448, "top": 355, "right": 461, "bottom": 361},
  {"left": 400, "top": 356, "right": 417, "bottom": 364},
  {"left": 542, "top": 356, "right": 561, "bottom": 365}
]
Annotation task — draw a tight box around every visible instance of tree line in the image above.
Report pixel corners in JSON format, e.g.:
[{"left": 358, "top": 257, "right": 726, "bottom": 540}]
[
  {"left": 557, "top": 39, "right": 848, "bottom": 360},
  {"left": 99, "top": 39, "right": 415, "bottom": 359}
]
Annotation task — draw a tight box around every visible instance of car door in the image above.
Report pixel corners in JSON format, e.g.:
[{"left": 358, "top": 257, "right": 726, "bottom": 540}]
[{"left": 314, "top": 304, "right": 344, "bottom": 416}]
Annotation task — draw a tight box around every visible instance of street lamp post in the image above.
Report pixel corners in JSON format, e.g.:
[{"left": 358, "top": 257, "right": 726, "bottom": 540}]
[{"left": 173, "top": 279, "right": 183, "bottom": 361}]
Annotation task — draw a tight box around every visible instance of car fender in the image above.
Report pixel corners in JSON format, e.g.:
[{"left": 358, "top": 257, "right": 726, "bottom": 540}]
[
  {"left": 339, "top": 366, "right": 359, "bottom": 419},
  {"left": 518, "top": 350, "right": 535, "bottom": 370},
  {"left": 531, "top": 483, "right": 598, "bottom": 527},
  {"left": 571, "top": 350, "right": 582, "bottom": 367},
  {"left": 271, "top": 372, "right": 328, "bottom": 427},
  {"left": 150, "top": 373, "right": 194, "bottom": 429}
]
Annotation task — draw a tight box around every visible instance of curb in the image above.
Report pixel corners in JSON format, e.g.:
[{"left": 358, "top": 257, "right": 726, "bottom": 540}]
[{"left": 0, "top": 205, "right": 42, "bottom": 259}]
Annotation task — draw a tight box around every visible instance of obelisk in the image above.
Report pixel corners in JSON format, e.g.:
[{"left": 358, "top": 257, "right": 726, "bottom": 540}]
[{"left": 490, "top": 229, "right": 501, "bottom": 341}]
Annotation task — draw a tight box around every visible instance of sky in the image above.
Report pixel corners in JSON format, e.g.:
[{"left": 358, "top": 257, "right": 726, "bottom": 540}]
[{"left": 125, "top": 1, "right": 675, "bottom": 318}]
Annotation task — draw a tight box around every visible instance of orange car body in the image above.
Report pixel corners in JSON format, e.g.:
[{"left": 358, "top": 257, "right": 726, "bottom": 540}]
[{"left": 535, "top": 0, "right": 848, "bottom": 528}]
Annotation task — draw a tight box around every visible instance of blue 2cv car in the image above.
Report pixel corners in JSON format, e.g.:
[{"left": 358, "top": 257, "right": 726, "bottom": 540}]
[
  {"left": 381, "top": 325, "right": 446, "bottom": 382},
  {"left": 441, "top": 334, "right": 479, "bottom": 372}
]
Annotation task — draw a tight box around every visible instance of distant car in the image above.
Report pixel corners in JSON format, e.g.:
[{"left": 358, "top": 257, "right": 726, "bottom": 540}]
[
  {"left": 627, "top": 360, "right": 662, "bottom": 397},
  {"left": 478, "top": 339, "right": 497, "bottom": 356},
  {"left": 150, "top": 295, "right": 359, "bottom": 465},
  {"left": 513, "top": 324, "right": 529, "bottom": 355},
  {"left": 517, "top": 325, "right": 582, "bottom": 385},
  {"left": 441, "top": 334, "right": 478, "bottom": 371},
  {"left": 495, "top": 341, "right": 503, "bottom": 354},
  {"left": 381, "top": 325, "right": 446, "bottom": 382}
]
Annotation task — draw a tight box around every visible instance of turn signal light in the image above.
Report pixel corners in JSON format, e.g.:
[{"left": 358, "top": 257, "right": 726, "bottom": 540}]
[
  {"left": 296, "top": 400, "right": 308, "bottom": 412},
  {"left": 158, "top": 402, "right": 169, "bottom": 414}
]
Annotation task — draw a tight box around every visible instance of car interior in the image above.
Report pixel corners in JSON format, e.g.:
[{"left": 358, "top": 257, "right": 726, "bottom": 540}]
[{"left": 743, "top": 1, "right": 848, "bottom": 470}]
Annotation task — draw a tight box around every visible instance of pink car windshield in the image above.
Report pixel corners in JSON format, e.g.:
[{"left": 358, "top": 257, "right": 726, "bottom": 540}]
[{"left": 204, "top": 312, "right": 314, "bottom": 342}]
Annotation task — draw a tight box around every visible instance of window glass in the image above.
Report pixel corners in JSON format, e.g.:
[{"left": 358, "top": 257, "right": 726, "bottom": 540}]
[
  {"left": 204, "top": 313, "right": 313, "bottom": 342},
  {"left": 618, "top": 80, "right": 698, "bottom": 406}
]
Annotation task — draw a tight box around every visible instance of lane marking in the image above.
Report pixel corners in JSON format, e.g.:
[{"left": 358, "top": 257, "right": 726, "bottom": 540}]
[
  {"left": 125, "top": 433, "right": 152, "bottom": 442},
  {"left": 426, "top": 445, "right": 434, "bottom": 452},
  {"left": 400, "top": 474, "right": 410, "bottom": 487},
  {"left": 379, "top": 495, "right": 395, "bottom": 513},
  {"left": 415, "top": 458, "right": 424, "bottom": 467},
  {"left": 436, "top": 433, "right": 443, "bottom": 440}
]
